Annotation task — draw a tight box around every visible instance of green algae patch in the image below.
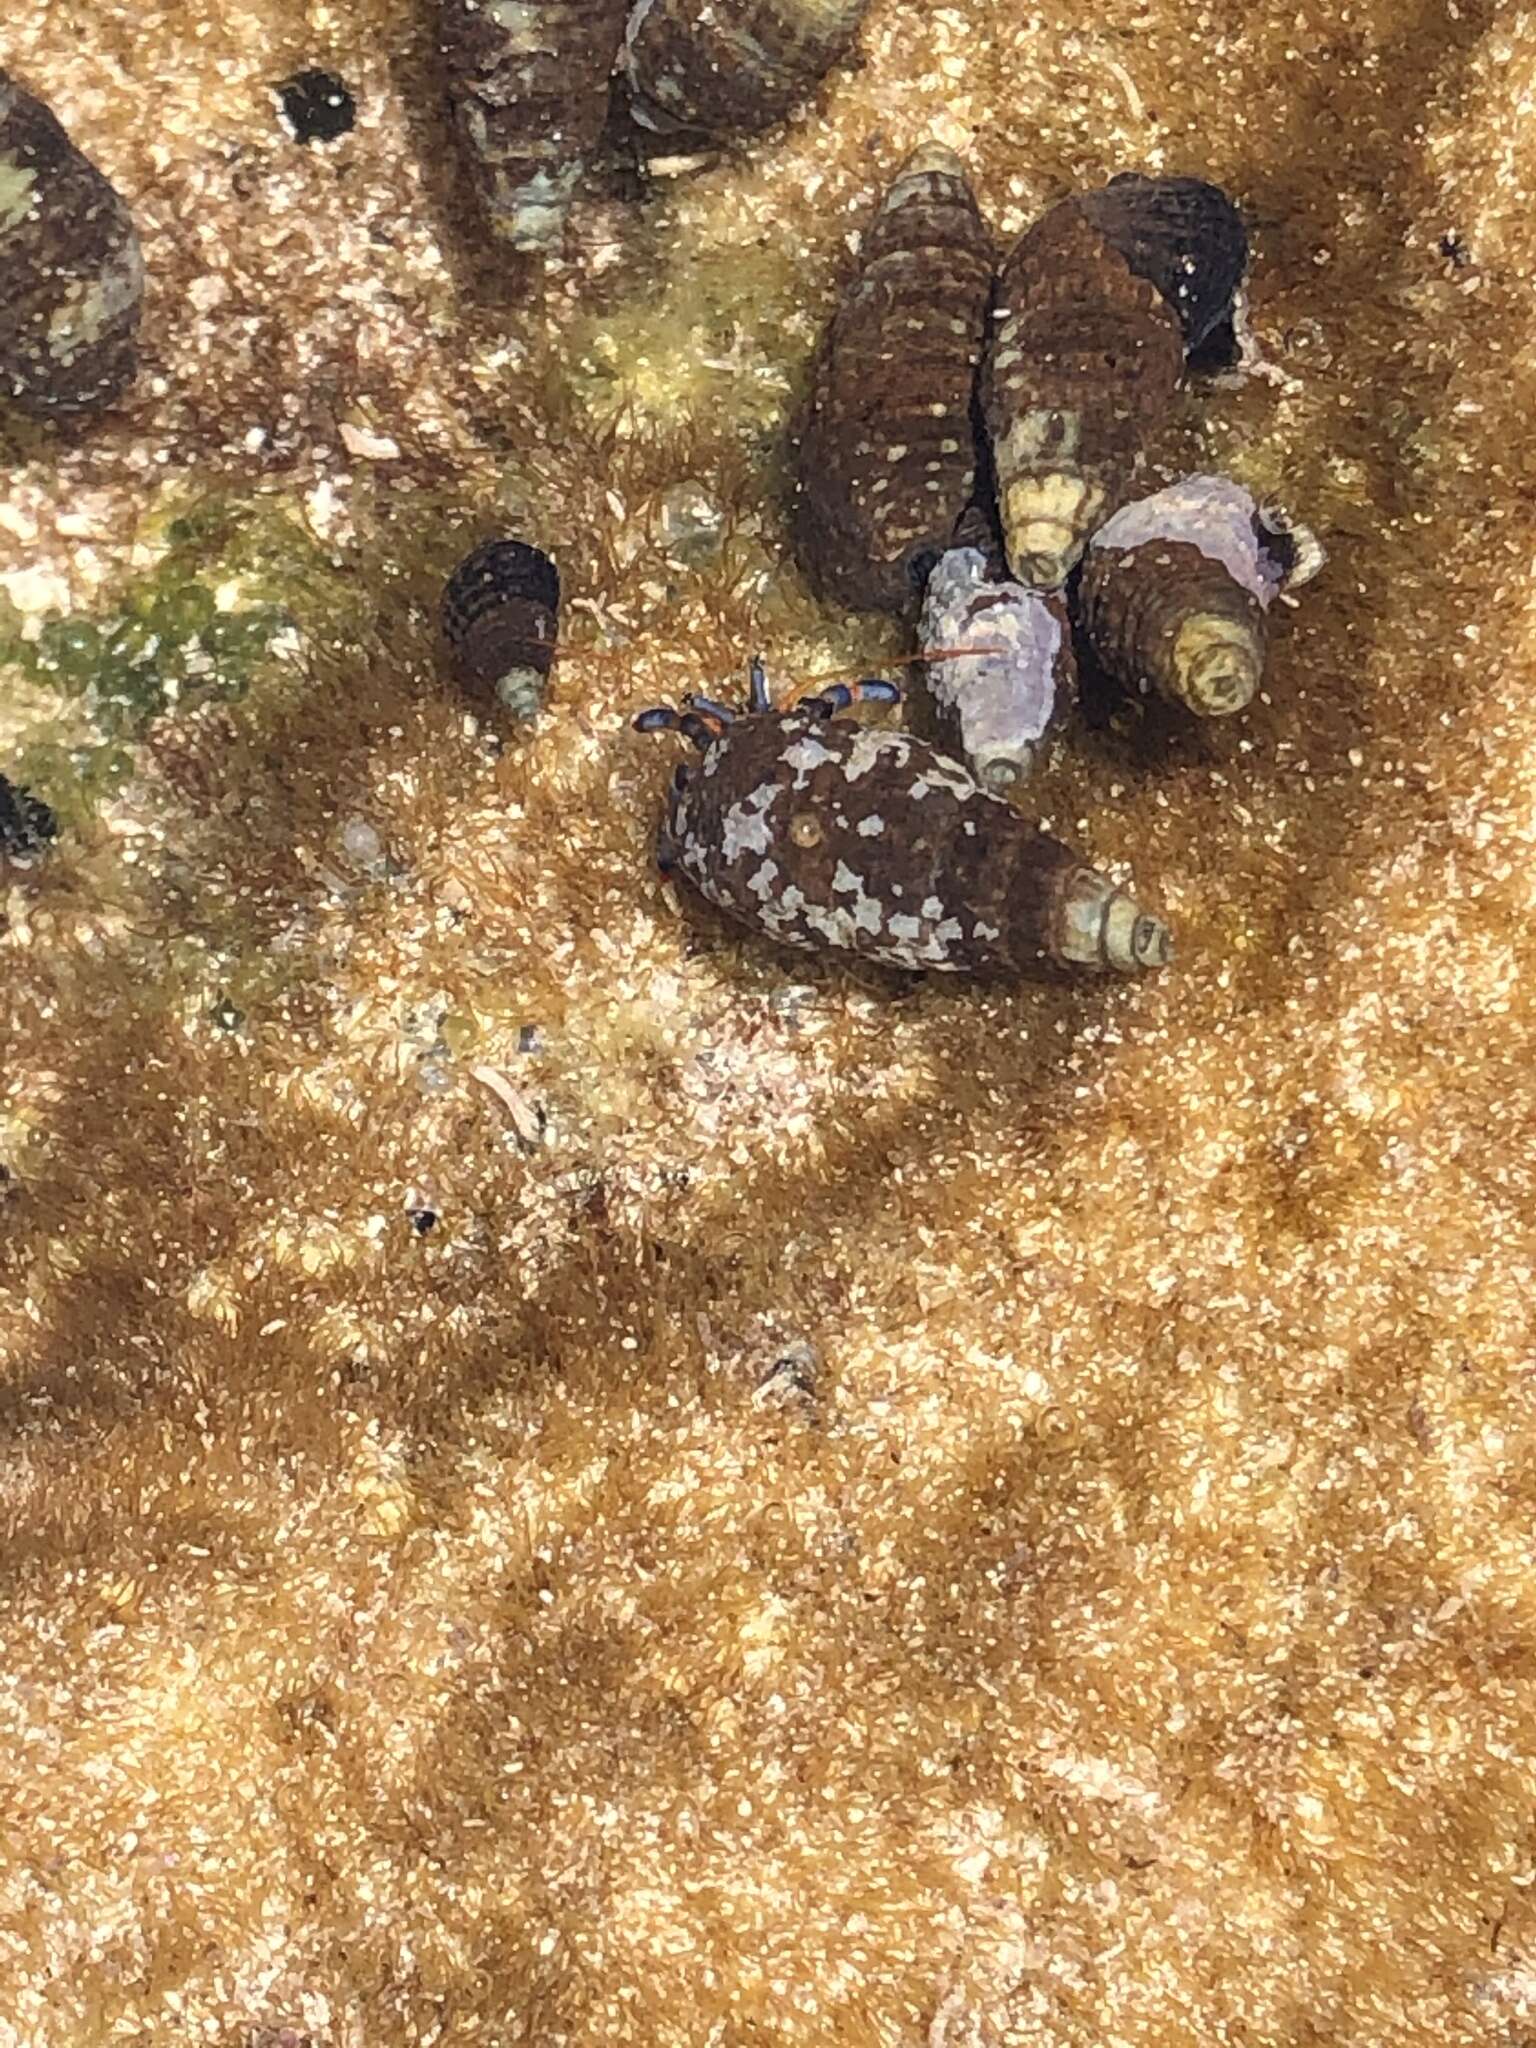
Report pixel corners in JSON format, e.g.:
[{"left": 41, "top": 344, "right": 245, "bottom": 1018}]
[
  {"left": 0, "top": 491, "right": 362, "bottom": 819},
  {"left": 561, "top": 233, "right": 806, "bottom": 433}
]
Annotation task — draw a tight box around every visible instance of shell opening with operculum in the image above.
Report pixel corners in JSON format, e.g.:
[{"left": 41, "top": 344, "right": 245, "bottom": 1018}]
[
  {"left": 1054, "top": 866, "right": 1172, "bottom": 974},
  {"left": 1255, "top": 498, "right": 1326, "bottom": 591},
  {"left": 1075, "top": 173, "right": 1249, "bottom": 358}
]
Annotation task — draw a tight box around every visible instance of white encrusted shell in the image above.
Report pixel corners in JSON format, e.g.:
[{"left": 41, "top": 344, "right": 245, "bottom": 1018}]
[
  {"left": 1087, "top": 473, "right": 1298, "bottom": 605},
  {"left": 918, "top": 547, "right": 1068, "bottom": 787}
]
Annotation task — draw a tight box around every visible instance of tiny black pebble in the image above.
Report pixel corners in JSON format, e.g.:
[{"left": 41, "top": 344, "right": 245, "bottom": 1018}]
[
  {"left": 0, "top": 776, "right": 58, "bottom": 860},
  {"left": 1438, "top": 231, "right": 1470, "bottom": 269},
  {"left": 517, "top": 1024, "right": 544, "bottom": 1055},
  {"left": 277, "top": 69, "right": 356, "bottom": 145},
  {"left": 410, "top": 1208, "right": 438, "bottom": 1235}
]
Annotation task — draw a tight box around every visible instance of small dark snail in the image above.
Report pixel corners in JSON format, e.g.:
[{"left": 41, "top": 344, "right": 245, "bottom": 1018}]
[
  {"left": 0, "top": 69, "right": 144, "bottom": 418},
  {"left": 633, "top": 661, "right": 1171, "bottom": 977},
  {"left": 1076, "top": 474, "right": 1322, "bottom": 717},
  {"left": 619, "top": 0, "right": 870, "bottom": 144},
  {"left": 439, "top": 0, "right": 631, "bottom": 250},
  {"left": 982, "top": 201, "right": 1185, "bottom": 591},
  {"left": 441, "top": 538, "right": 560, "bottom": 718},
  {"left": 792, "top": 143, "right": 995, "bottom": 615}
]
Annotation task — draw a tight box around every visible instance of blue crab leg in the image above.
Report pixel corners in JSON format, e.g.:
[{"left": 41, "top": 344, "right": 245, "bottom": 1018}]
[{"left": 796, "top": 678, "right": 903, "bottom": 718}]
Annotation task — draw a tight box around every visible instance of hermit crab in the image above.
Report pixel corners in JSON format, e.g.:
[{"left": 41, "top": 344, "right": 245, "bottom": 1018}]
[{"left": 633, "top": 662, "right": 1171, "bottom": 976}]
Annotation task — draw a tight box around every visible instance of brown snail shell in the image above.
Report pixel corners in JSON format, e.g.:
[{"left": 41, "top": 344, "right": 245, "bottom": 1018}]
[
  {"left": 441, "top": 538, "right": 560, "bottom": 718},
  {"left": 439, "top": 0, "right": 631, "bottom": 250},
  {"left": 655, "top": 695, "right": 1172, "bottom": 976},
  {"left": 791, "top": 144, "right": 995, "bottom": 614},
  {"left": 917, "top": 544, "right": 1075, "bottom": 788},
  {"left": 1073, "top": 174, "right": 1248, "bottom": 360},
  {"left": 0, "top": 70, "right": 144, "bottom": 418},
  {"left": 620, "top": 0, "right": 870, "bottom": 142},
  {"left": 1076, "top": 474, "right": 1321, "bottom": 717},
  {"left": 982, "top": 202, "right": 1184, "bottom": 592}
]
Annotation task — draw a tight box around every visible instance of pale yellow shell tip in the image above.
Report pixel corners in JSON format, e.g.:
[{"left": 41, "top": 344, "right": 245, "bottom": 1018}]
[
  {"left": 1001, "top": 500, "right": 1093, "bottom": 589},
  {"left": 977, "top": 751, "right": 1029, "bottom": 790},
  {"left": 1171, "top": 615, "right": 1261, "bottom": 717},
  {"left": 1103, "top": 894, "right": 1173, "bottom": 971}
]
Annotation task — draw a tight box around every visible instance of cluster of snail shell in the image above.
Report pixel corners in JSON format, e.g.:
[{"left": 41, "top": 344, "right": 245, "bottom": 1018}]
[
  {"left": 1, "top": 1, "right": 876, "bottom": 423},
  {"left": 791, "top": 144, "right": 1324, "bottom": 791},
  {"left": 440, "top": 0, "right": 873, "bottom": 251}
]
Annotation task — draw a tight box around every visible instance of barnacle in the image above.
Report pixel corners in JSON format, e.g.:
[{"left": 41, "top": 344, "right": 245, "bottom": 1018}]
[{"left": 917, "top": 544, "right": 1075, "bottom": 788}]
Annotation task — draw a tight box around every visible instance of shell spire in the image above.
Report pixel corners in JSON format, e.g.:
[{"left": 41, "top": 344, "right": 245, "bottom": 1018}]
[
  {"left": 0, "top": 69, "right": 144, "bottom": 418},
  {"left": 1077, "top": 473, "right": 1322, "bottom": 717},
  {"left": 439, "top": 0, "right": 631, "bottom": 251},
  {"left": 620, "top": 0, "right": 871, "bottom": 141},
  {"left": 792, "top": 144, "right": 995, "bottom": 613},
  {"left": 982, "top": 201, "right": 1184, "bottom": 591}
]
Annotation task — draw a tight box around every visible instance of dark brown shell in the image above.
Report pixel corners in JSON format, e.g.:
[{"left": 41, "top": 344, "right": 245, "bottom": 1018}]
[
  {"left": 1075, "top": 474, "right": 1305, "bottom": 716},
  {"left": 981, "top": 203, "right": 1184, "bottom": 589},
  {"left": 439, "top": 0, "right": 630, "bottom": 249},
  {"left": 620, "top": 0, "right": 869, "bottom": 140},
  {"left": 0, "top": 70, "right": 144, "bottom": 418},
  {"left": 1073, "top": 174, "right": 1248, "bottom": 357},
  {"left": 1079, "top": 537, "right": 1264, "bottom": 717},
  {"left": 442, "top": 539, "right": 560, "bottom": 718},
  {"left": 664, "top": 710, "right": 1169, "bottom": 975},
  {"left": 791, "top": 146, "right": 995, "bottom": 614}
]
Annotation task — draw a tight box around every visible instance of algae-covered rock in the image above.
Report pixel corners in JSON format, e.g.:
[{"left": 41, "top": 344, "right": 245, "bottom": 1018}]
[{"left": 0, "top": 68, "right": 144, "bottom": 418}]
